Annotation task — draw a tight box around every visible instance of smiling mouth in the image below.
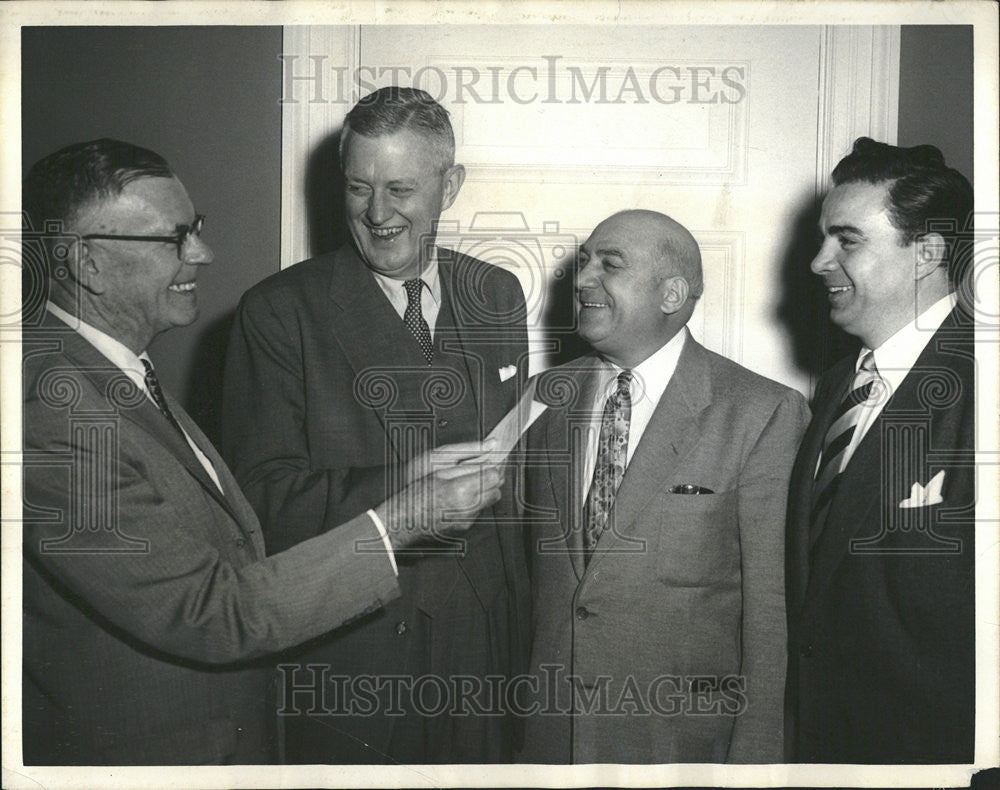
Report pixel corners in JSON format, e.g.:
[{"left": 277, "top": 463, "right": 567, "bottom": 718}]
[
  {"left": 367, "top": 225, "right": 405, "bottom": 239},
  {"left": 168, "top": 282, "right": 196, "bottom": 293}
]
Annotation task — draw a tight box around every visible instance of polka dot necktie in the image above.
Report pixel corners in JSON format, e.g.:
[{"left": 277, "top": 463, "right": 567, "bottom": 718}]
[
  {"left": 809, "top": 350, "right": 881, "bottom": 547},
  {"left": 582, "top": 370, "right": 633, "bottom": 563},
  {"left": 403, "top": 278, "right": 433, "bottom": 365}
]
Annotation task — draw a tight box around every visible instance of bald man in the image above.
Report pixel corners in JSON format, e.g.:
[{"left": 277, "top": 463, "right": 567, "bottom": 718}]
[{"left": 519, "top": 210, "right": 809, "bottom": 764}]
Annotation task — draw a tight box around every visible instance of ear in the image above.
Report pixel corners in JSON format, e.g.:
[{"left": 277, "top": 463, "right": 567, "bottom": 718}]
[
  {"left": 68, "top": 239, "right": 106, "bottom": 295},
  {"left": 439, "top": 164, "right": 466, "bottom": 212},
  {"left": 914, "top": 232, "right": 946, "bottom": 280},
  {"left": 660, "top": 276, "right": 690, "bottom": 315}
]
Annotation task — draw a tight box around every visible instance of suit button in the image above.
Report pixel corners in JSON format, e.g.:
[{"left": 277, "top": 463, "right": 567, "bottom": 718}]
[
  {"left": 438, "top": 418, "right": 448, "bottom": 428},
  {"left": 576, "top": 606, "right": 590, "bottom": 620},
  {"left": 800, "top": 645, "right": 813, "bottom": 658},
  {"left": 395, "top": 620, "right": 408, "bottom": 636}
]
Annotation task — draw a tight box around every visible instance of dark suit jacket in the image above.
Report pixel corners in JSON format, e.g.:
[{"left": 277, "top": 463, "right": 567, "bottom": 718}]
[
  {"left": 22, "top": 314, "right": 400, "bottom": 765},
  {"left": 520, "top": 333, "right": 810, "bottom": 763},
  {"left": 222, "top": 245, "right": 531, "bottom": 763},
  {"left": 785, "top": 306, "right": 975, "bottom": 763}
]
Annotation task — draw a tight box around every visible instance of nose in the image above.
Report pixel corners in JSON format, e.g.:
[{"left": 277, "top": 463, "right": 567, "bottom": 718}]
[
  {"left": 183, "top": 234, "right": 214, "bottom": 266},
  {"left": 810, "top": 240, "right": 836, "bottom": 275},
  {"left": 576, "top": 255, "right": 599, "bottom": 291},
  {"left": 366, "top": 190, "right": 393, "bottom": 225}
]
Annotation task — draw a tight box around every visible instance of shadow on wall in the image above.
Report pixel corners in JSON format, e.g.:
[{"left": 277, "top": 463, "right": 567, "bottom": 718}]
[
  {"left": 306, "top": 128, "right": 351, "bottom": 258},
  {"left": 543, "top": 244, "right": 591, "bottom": 368},
  {"left": 184, "top": 311, "right": 236, "bottom": 448},
  {"left": 775, "top": 196, "right": 859, "bottom": 387}
]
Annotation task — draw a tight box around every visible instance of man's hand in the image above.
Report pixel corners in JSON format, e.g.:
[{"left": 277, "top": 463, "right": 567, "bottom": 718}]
[
  {"left": 376, "top": 455, "right": 504, "bottom": 552},
  {"left": 401, "top": 439, "right": 499, "bottom": 486}
]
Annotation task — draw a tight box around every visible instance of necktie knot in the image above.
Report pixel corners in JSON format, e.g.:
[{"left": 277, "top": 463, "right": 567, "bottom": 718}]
[
  {"left": 613, "top": 370, "right": 633, "bottom": 403},
  {"left": 403, "top": 278, "right": 424, "bottom": 303}
]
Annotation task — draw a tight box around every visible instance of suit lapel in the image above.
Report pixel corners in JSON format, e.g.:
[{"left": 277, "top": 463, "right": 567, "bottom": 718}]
[
  {"left": 48, "top": 321, "right": 248, "bottom": 530},
  {"left": 325, "top": 246, "right": 418, "bottom": 462},
  {"left": 786, "top": 357, "right": 853, "bottom": 614},
  {"left": 588, "top": 334, "right": 711, "bottom": 570},
  {"left": 538, "top": 358, "right": 602, "bottom": 580},
  {"left": 437, "top": 249, "right": 486, "bottom": 424}
]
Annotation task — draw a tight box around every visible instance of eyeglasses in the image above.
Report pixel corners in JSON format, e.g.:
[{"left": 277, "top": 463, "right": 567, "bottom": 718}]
[{"left": 83, "top": 215, "right": 206, "bottom": 259}]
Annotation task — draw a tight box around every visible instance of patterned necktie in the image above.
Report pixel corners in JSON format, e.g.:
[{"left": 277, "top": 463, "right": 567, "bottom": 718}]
[
  {"left": 809, "top": 350, "right": 880, "bottom": 544},
  {"left": 403, "top": 278, "right": 433, "bottom": 365},
  {"left": 141, "top": 358, "right": 186, "bottom": 438},
  {"left": 582, "top": 370, "right": 633, "bottom": 563}
]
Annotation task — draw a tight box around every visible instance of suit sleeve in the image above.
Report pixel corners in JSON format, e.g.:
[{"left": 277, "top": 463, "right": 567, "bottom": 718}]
[
  {"left": 222, "top": 288, "right": 392, "bottom": 553},
  {"left": 23, "top": 396, "right": 400, "bottom": 665},
  {"left": 727, "top": 387, "right": 811, "bottom": 763}
]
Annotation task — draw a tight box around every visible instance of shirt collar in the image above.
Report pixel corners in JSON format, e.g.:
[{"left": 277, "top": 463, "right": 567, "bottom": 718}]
[
  {"left": 859, "top": 293, "right": 956, "bottom": 390},
  {"left": 369, "top": 251, "right": 441, "bottom": 306},
  {"left": 602, "top": 326, "right": 688, "bottom": 405},
  {"left": 45, "top": 300, "right": 150, "bottom": 376}
]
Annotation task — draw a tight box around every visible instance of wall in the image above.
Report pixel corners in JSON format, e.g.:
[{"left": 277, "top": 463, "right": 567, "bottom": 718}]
[
  {"left": 21, "top": 26, "right": 283, "bottom": 444},
  {"left": 20, "top": 25, "right": 974, "bottom": 442},
  {"left": 898, "top": 25, "right": 974, "bottom": 185}
]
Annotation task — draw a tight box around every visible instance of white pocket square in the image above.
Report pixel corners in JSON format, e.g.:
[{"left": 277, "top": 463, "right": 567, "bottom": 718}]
[
  {"left": 498, "top": 364, "right": 517, "bottom": 383},
  {"left": 899, "top": 470, "right": 945, "bottom": 509}
]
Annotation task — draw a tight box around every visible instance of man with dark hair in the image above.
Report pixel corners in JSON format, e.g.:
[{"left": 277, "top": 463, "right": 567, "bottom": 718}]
[
  {"left": 785, "top": 137, "right": 976, "bottom": 763},
  {"left": 21, "top": 138, "right": 502, "bottom": 765},
  {"left": 223, "top": 87, "right": 530, "bottom": 763}
]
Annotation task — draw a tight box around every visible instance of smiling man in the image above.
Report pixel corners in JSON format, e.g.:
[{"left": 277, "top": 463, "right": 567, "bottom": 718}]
[
  {"left": 223, "top": 87, "right": 530, "bottom": 764},
  {"left": 785, "top": 138, "right": 976, "bottom": 763},
  {"left": 21, "top": 138, "right": 504, "bottom": 764},
  {"left": 520, "top": 210, "right": 809, "bottom": 764}
]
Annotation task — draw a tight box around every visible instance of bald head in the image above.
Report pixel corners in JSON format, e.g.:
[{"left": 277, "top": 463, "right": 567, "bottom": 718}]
[
  {"left": 576, "top": 209, "right": 704, "bottom": 368},
  {"left": 604, "top": 209, "right": 703, "bottom": 299}
]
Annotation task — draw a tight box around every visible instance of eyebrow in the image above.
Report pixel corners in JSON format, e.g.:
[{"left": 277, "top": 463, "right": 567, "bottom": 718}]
[{"left": 824, "top": 224, "right": 865, "bottom": 238}]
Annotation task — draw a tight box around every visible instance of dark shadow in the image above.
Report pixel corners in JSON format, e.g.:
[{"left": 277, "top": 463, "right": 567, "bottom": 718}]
[
  {"left": 183, "top": 309, "right": 235, "bottom": 449},
  {"left": 775, "top": 195, "right": 859, "bottom": 387},
  {"left": 304, "top": 127, "right": 350, "bottom": 258},
  {"left": 542, "top": 243, "right": 591, "bottom": 368}
]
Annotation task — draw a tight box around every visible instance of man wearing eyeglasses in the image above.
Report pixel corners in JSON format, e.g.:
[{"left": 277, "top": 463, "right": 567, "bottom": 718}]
[{"left": 20, "top": 138, "right": 504, "bottom": 765}]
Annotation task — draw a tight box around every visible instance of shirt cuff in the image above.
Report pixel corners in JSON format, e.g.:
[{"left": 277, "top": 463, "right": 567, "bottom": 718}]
[{"left": 366, "top": 508, "right": 398, "bottom": 576}]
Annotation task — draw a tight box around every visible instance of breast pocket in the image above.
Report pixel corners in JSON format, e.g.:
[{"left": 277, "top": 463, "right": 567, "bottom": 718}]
[{"left": 654, "top": 490, "right": 740, "bottom": 586}]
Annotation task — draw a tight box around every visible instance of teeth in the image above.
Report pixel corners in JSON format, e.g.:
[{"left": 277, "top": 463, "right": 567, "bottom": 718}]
[
  {"left": 580, "top": 301, "right": 607, "bottom": 308},
  {"left": 169, "top": 282, "right": 196, "bottom": 292},
  {"left": 827, "top": 285, "right": 852, "bottom": 293},
  {"left": 369, "top": 226, "right": 404, "bottom": 238}
]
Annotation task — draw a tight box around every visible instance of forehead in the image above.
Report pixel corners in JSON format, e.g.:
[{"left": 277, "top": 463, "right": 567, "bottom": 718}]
[
  {"left": 80, "top": 176, "right": 193, "bottom": 231},
  {"left": 583, "top": 216, "right": 654, "bottom": 257},
  {"left": 342, "top": 130, "right": 442, "bottom": 179},
  {"left": 821, "top": 181, "right": 892, "bottom": 225}
]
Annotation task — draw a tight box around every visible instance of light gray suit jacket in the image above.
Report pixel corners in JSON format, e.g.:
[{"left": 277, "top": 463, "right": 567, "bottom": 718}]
[
  {"left": 22, "top": 314, "right": 400, "bottom": 764},
  {"left": 520, "top": 333, "right": 809, "bottom": 763}
]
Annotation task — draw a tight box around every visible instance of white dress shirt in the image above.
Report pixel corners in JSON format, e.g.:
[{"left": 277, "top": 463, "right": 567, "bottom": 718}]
[
  {"left": 580, "top": 327, "right": 688, "bottom": 500},
  {"left": 837, "top": 293, "right": 957, "bottom": 472},
  {"left": 370, "top": 254, "right": 442, "bottom": 338}
]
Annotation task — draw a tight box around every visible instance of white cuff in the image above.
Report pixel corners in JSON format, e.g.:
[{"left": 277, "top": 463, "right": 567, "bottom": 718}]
[{"left": 366, "top": 508, "right": 398, "bottom": 576}]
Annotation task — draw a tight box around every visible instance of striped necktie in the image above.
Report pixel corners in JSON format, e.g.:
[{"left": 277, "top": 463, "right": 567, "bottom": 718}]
[
  {"left": 809, "top": 351, "right": 879, "bottom": 545},
  {"left": 141, "top": 358, "right": 187, "bottom": 438},
  {"left": 403, "top": 278, "right": 433, "bottom": 365},
  {"left": 582, "top": 370, "right": 633, "bottom": 564}
]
